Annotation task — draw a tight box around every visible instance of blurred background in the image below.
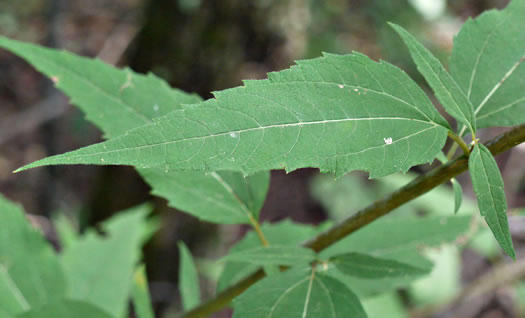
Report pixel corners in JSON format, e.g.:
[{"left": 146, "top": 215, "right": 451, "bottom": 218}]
[{"left": 1, "top": 0, "right": 525, "bottom": 317}]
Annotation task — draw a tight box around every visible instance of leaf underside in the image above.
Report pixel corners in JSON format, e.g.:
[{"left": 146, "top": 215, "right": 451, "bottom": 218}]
[
  {"left": 15, "top": 52, "right": 450, "bottom": 178},
  {"left": 232, "top": 268, "right": 367, "bottom": 318},
  {"left": 468, "top": 144, "right": 515, "bottom": 258},
  {"left": 450, "top": 0, "right": 525, "bottom": 128}
]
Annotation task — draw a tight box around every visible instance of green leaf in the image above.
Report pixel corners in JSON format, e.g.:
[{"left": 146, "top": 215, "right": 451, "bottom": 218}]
[
  {"left": 468, "top": 144, "right": 515, "bottom": 258},
  {"left": 0, "top": 194, "right": 67, "bottom": 315},
  {"left": 60, "top": 203, "right": 152, "bottom": 317},
  {"left": 390, "top": 23, "right": 476, "bottom": 133},
  {"left": 321, "top": 216, "right": 470, "bottom": 296},
  {"left": 0, "top": 36, "right": 201, "bottom": 139},
  {"left": 52, "top": 213, "right": 79, "bottom": 250},
  {"left": 330, "top": 252, "right": 427, "bottom": 279},
  {"left": 178, "top": 242, "right": 201, "bottom": 311},
  {"left": 450, "top": 0, "right": 525, "bottom": 128},
  {"left": 16, "top": 52, "right": 450, "bottom": 178},
  {"left": 131, "top": 265, "right": 154, "bottom": 318},
  {"left": 451, "top": 178, "right": 463, "bottom": 214},
  {"left": 218, "top": 220, "right": 324, "bottom": 291},
  {"left": 140, "top": 170, "right": 269, "bottom": 224},
  {"left": 0, "top": 36, "right": 271, "bottom": 225},
  {"left": 16, "top": 300, "right": 112, "bottom": 318},
  {"left": 221, "top": 245, "right": 316, "bottom": 266},
  {"left": 232, "top": 267, "right": 367, "bottom": 318}
]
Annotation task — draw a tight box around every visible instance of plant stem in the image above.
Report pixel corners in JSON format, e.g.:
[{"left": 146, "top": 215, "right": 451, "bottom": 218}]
[
  {"left": 180, "top": 124, "right": 525, "bottom": 318},
  {"left": 447, "top": 131, "right": 470, "bottom": 158},
  {"left": 249, "top": 214, "right": 270, "bottom": 247}
]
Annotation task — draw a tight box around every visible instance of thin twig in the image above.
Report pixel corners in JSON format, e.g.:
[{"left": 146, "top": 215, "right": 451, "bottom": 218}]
[{"left": 180, "top": 124, "right": 525, "bottom": 318}]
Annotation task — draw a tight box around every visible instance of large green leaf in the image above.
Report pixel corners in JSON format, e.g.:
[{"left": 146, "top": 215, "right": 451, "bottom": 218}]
[
  {"left": 232, "top": 267, "right": 367, "bottom": 318},
  {"left": 0, "top": 36, "right": 270, "bottom": 225},
  {"left": 60, "top": 204, "right": 151, "bottom": 317},
  {"left": 16, "top": 52, "right": 450, "bottom": 178},
  {"left": 221, "top": 245, "right": 316, "bottom": 266},
  {"left": 178, "top": 242, "right": 201, "bottom": 311},
  {"left": 330, "top": 252, "right": 427, "bottom": 279},
  {"left": 0, "top": 195, "right": 67, "bottom": 315},
  {"left": 469, "top": 144, "right": 515, "bottom": 258},
  {"left": 140, "top": 170, "right": 269, "bottom": 224},
  {"left": 16, "top": 300, "right": 112, "bottom": 318},
  {"left": 390, "top": 23, "right": 476, "bottom": 133},
  {"left": 450, "top": 0, "right": 525, "bottom": 128}
]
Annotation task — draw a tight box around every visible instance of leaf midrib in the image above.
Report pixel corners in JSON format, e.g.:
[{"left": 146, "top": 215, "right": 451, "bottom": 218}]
[{"left": 51, "top": 118, "right": 439, "bottom": 160}]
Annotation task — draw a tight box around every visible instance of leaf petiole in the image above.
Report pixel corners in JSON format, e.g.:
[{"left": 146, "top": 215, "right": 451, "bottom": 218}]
[
  {"left": 447, "top": 131, "right": 470, "bottom": 159},
  {"left": 248, "top": 214, "right": 270, "bottom": 247}
]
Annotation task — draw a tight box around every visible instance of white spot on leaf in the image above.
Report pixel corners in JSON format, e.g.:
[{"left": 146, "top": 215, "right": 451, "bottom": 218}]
[
  {"left": 229, "top": 132, "right": 239, "bottom": 138},
  {"left": 338, "top": 84, "right": 344, "bottom": 89},
  {"left": 384, "top": 137, "right": 393, "bottom": 145}
]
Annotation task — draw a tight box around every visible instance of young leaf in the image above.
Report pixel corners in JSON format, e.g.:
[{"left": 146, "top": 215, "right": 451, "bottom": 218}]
[
  {"left": 0, "top": 194, "right": 67, "bottom": 315},
  {"left": 451, "top": 178, "right": 463, "bottom": 214},
  {"left": 140, "top": 170, "right": 269, "bottom": 224},
  {"left": 15, "top": 52, "right": 450, "bottom": 178},
  {"left": 178, "top": 242, "right": 201, "bottom": 311},
  {"left": 469, "top": 144, "right": 515, "bottom": 258},
  {"left": 330, "top": 252, "right": 427, "bottom": 279},
  {"left": 390, "top": 23, "right": 476, "bottom": 133},
  {"left": 0, "top": 36, "right": 270, "bottom": 225},
  {"left": 131, "top": 265, "right": 155, "bottom": 318},
  {"left": 450, "top": 0, "right": 525, "bottom": 127},
  {"left": 16, "top": 300, "right": 112, "bottom": 318},
  {"left": 0, "top": 36, "right": 201, "bottom": 139},
  {"left": 221, "top": 245, "right": 316, "bottom": 266},
  {"left": 60, "top": 204, "right": 152, "bottom": 317},
  {"left": 232, "top": 267, "right": 367, "bottom": 318}
]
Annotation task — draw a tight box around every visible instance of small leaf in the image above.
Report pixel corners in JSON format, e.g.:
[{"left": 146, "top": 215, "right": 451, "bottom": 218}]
[
  {"left": 221, "top": 245, "right": 316, "bottom": 266},
  {"left": 321, "top": 216, "right": 471, "bottom": 296},
  {"left": 451, "top": 0, "right": 525, "bottom": 127},
  {"left": 451, "top": 178, "right": 463, "bottom": 214},
  {"left": 232, "top": 267, "right": 367, "bottom": 318},
  {"left": 140, "top": 170, "right": 270, "bottom": 224},
  {"left": 0, "top": 194, "right": 67, "bottom": 315},
  {"left": 16, "top": 300, "right": 112, "bottom": 318},
  {"left": 390, "top": 23, "right": 476, "bottom": 133},
  {"left": 14, "top": 52, "right": 450, "bottom": 178},
  {"left": 469, "top": 144, "right": 515, "bottom": 258},
  {"left": 60, "top": 204, "right": 152, "bottom": 317},
  {"left": 178, "top": 242, "right": 201, "bottom": 311},
  {"left": 131, "top": 265, "right": 154, "bottom": 318},
  {"left": 331, "top": 252, "right": 428, "bottom": 279},
  {"left": 218, "top": 220, "right": 323, "bottom": 291}
]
